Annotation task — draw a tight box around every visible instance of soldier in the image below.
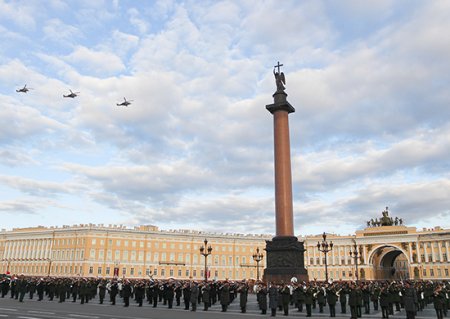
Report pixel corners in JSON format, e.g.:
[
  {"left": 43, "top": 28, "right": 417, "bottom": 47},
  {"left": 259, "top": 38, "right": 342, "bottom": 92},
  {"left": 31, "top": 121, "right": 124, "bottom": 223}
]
[
  {"left": 174, "top": 282, "right": 182, "bottom": 306},
  {"left": 220, "top": 281, "right": 231, "bottom": 312},
  {"left": 202, "top": 282, "right": 211, "bottom": 311},
  {"left": 380, "top": 283, "right": 390, "bottom": 319},
  {"left": 269, "top": 282, "right": 279, "bottom": 317},
  {"left": 258, "top": 282, "right": 268, "bottom": 315},
  {"left": 152, "top": 280, "right": 159, "bottom": 307},
  {"left": 371, "top": 282, "right": 380, "bottom": 311},
  {"left": 1, "top": 276, "right": 10, "bottom": 298},
  {"left": 402, "top": 281, "right": 418, "bottom": 319},
  {"left": 80, "top": 279, "right": 89, "bottom": 304},
  {"left": 17, "top": 275, "right": 28, "bottom": 302},
  {"left": 122, "top": 280, "right": 132, "bottom": 307},
  {"left": 327, "top": 283, "right": 338, "bottom": 317},
  {"left": 433, "top": 284, "right": 446, "bottom": 319},
  {"left": 304, "top": 283, "right": 314, "bottom": 317},
  {"left": 134, "top": 281, "right": 145, "bottom": 307},
  {"left": 28, "top": 278, "right": 36, "bottom": 299},
  {"left": 238, "top": 280, "right": 249, "bottom": 313},
  {"left": 362, "top": 283, "right": 371, "bottom": 314},
  {"left": 109, "top": 279, "right": 119, "bottom": 305},
  {"left": 36, "top": 278, "right": 45, "bottom": 301},
  {"left": 190, "top": 281, "right": 199, "bottom": 311},
  {"left": 281, "top": 282, "right": 291, "bottom": 316},
  {"left": 182, "top": 281, "right": 190, "bottom": 310},
  {"left": 348, "top": 282, "right": 359, "bottom": 319},
  {"left": 340, "top": 282, "right": 348, "bottom": 314},
  {"left": 98, "top": 280, "right": 106, "bottom": 304},
  {"left": 317, "top": 284, "right": 326, "bottom": 313},
  {"left": 165, "top": 281, "right": 174, "bottom": 309}
]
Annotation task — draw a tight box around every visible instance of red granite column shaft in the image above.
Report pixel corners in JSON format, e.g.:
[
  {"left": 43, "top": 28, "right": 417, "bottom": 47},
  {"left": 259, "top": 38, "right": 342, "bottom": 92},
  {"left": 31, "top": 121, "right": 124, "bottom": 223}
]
[{"left": 273, "top": 110, "right": 294, "bottom": 237}]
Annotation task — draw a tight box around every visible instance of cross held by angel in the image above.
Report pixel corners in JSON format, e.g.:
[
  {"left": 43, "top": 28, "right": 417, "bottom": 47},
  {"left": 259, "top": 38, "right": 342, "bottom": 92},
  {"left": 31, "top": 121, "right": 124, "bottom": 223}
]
[{"left": 273, "top": 61, "right": 286, "bottom": 92}]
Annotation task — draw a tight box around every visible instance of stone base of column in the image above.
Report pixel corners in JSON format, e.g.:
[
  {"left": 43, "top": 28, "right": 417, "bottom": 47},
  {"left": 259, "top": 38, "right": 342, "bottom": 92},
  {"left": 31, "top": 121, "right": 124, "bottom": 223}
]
[{"left": 263, "top": 236, "right": 308, "bottom": 283}]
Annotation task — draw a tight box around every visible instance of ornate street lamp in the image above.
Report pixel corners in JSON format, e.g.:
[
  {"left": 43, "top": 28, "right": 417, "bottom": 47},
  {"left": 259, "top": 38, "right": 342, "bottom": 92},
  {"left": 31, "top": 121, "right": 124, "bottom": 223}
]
[
  {"left": 317, "top": 232, "right": 333, "bottom": 282},
  {"left": 252, "top": 247, "right": 264, "bottom": 281},
  {"left": 349, "top": 240, "right": 361, "bottom": 282},
  {"left": 199, "top": 238, "right": 212, "bottom": 282}
]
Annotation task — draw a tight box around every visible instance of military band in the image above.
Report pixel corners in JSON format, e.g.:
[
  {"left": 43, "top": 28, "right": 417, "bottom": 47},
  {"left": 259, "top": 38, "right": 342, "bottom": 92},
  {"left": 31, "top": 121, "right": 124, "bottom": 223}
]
[{"left": 1, "top": 274, "right": 449, "bottom": 318}]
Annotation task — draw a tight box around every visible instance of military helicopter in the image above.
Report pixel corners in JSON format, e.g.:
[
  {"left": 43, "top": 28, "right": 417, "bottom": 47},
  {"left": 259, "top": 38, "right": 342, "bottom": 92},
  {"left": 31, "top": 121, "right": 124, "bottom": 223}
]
[
  {"left": 63, "top": 89, "right": 80, "bottom": 98},
  {"left": 116, "top": 97, "right": 133, "bottom": 107},
  {"left": 16, "top": 84, "right": 32, "bottom": 93}
]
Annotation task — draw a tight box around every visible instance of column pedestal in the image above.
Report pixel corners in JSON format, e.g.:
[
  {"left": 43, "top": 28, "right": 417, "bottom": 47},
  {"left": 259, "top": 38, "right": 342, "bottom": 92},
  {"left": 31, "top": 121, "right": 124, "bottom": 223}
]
[{"left": 264, "top": 236, "right": 308, "bottom": 283}]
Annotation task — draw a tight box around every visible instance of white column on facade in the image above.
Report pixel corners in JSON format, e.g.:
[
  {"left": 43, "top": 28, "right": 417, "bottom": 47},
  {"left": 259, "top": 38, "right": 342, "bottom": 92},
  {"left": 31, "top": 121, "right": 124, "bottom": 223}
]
[
  {"left": 408, "top": 242, "right": 413, "bottom": 263},
  {"left": 417, "top": 241, "right": 421, "bottom": 263},
  {"left": 345, "top": 245, "right": 349, "bottom": 265},
  {"left": 313, "top": 244, "right": 316, "bottom": 266},
  {"left": 431, "top": 242, "right": 435, "bottom": 263},
  {"left": 363, "top": 244, "right": 367, "bottom": 265},
  {"left": 424, "top": 242, "right": 429, "bottom": 262},
  {"left": 337, "top": 245, "right": 341, "bottom": 266},
  {"left": 446, "top": 241, "right": 449, "bottom": 261},
  {"left": 438, "top": 241, "right": 443, "bottom": 262}
]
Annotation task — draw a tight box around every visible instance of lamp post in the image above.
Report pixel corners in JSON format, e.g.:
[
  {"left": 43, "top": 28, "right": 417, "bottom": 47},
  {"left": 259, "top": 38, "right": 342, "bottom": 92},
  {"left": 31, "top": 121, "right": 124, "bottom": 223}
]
[
  {"left": 317, "top": 232, "right": 333, "bottom": 282},
  {"left": 199, "top": 238, "right": 212, "bottom": 282},
  {"left": 349, "top": 240, "right": 360, "bottom": 282},
  {"left": 252, "top": 247, "right": 264, "bottom": 281}
]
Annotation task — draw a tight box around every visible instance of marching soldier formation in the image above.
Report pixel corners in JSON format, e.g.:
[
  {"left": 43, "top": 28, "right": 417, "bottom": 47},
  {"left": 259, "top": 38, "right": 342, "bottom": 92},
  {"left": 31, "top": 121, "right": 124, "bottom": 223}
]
[{"left": 1, "top": 274, "right": 449, "bottom": 318}]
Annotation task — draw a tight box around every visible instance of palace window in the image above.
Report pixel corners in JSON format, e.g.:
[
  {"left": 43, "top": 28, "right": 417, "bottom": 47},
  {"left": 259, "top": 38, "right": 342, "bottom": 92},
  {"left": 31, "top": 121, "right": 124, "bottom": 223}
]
[
  {"left": 153, "top": 268, "right": 157, "bottom": 276},
  {"left": 106, "top": 267, "right": 110, "bottom": 275},
  {"left": 193, "top": 270, "right": 196, "bottom": 277},
  {"left": 130, "top": 268, "right": 134, "bottom": 275},
  {"left": 423, "top": 269, "right": 427, "bottom": 276},
  {"left": 430, "top": 269, "right": 434, "bottom": 276},
  {"left": 342, "top": 271, "right": 346, "bottom": 277},
  {"left": 122, "top": 268, "right": 126, "bottom": 275},
  {"left": 124, "top": 241, "right": 128, "bottom": 247},
  {"left": 97, "top": 267, "right": 102, "bottom": 275},
  {"left": 186, "top": 269, "right": 189, "bottom": 277},
  {"left": 92, "top": 239, "right": 96, "bottom": 245},
  {"left": 445, "top": 269, "right": 449, "bottom": 276},
  {"left": 437, "top": 268, "right": 441, "bottom": 277},
  {"left": 444, "top": 254, "right": 448, "bottom": 262},
  {"left": 132, "top": 241, "right": 136, "bottom": 248},
  {"left": 89, "top": 266, "right": 93, "bottom": 274},
  {"left": 178, "top": 269, "right": 181, "bottom": 277},
  {"left": 161, "top": 269, "right": 165, "bottom": 276},
  {"left": 428, "top": 254, "right": 433, "bottom": 262}
]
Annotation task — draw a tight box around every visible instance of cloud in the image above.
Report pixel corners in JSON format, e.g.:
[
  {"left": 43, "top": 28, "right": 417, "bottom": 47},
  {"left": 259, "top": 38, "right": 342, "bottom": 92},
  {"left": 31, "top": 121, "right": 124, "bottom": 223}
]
[
  {"left": 0, "top": 175, "right": 77, "bottom": 197},
  {"left": 65, "top": 46, "right": 125, "bottom": 75},
  {"left": 0, "top": 1, "right": 36, "bottom": 29},
  {"left": 0, "top": 148, "right": 37, "bottom": 167},
  {"left": 128, "top": 7, "right": 150, "bottom": 34},
  {"left": 0, "top": 199, "right": 43, "bottom": 214},
  {"left": 43, "top": 18, "right": 82, "bottom": 44}
]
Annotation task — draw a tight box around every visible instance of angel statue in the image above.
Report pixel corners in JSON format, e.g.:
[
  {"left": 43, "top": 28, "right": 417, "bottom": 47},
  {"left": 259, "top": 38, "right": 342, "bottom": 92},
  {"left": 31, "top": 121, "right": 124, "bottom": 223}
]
[{"left": 273, "top": 61, "right": 286, "bottom": 92}]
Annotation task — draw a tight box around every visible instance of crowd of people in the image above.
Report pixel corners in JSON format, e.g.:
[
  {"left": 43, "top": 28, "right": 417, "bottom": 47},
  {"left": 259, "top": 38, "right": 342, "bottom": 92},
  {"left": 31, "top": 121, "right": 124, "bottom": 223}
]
[{"left": 1, "top": 274, "right": 449, "bottom": 318}]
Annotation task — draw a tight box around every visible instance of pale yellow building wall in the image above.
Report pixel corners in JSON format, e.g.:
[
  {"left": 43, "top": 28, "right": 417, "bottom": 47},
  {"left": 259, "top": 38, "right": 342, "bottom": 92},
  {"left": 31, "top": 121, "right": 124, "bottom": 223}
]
[{"left": 1, "top": 224, "right": 449, "bottom": 281}]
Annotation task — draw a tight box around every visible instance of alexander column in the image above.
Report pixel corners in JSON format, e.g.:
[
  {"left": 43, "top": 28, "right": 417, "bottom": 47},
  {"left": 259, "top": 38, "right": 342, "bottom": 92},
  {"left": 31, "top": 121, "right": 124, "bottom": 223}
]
[{"left": 264, "top": 62, "right": 308, "bottom": 283}]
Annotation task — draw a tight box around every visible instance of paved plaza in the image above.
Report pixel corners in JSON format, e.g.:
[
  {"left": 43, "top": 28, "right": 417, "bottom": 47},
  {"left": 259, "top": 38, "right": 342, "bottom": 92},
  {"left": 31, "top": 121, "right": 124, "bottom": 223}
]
[{"left": 0, "top": 294, "right": 440, "bottom": 319}]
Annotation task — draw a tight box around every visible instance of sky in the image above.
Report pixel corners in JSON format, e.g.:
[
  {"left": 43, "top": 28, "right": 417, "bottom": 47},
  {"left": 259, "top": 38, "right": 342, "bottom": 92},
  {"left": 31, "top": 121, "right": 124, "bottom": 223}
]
[{"left": 0, "top": 0, "right": 449, "bottom": 237}]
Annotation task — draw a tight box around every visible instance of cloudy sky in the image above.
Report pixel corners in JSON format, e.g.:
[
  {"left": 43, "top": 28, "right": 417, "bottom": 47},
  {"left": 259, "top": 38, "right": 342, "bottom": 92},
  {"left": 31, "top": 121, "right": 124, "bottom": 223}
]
[{"left": 0, "top": 0, "right": 449, "bottom": 236}]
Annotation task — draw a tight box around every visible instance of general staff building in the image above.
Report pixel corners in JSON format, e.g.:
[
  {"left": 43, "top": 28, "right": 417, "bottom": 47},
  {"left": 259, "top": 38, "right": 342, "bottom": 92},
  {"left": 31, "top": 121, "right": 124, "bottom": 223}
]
[{"left": 1, "top": 216, "right": 449, "bottom": 282}]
